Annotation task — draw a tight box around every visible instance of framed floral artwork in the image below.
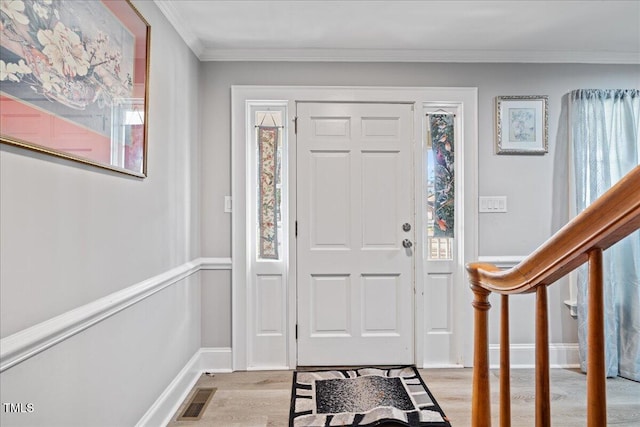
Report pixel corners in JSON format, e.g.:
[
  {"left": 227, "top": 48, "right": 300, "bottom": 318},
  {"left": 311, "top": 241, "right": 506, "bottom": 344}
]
[
  {"left": 0, "top": 0, "right": 150, "bottom": 177},
  {"left": 495, "top": 95, "right": 548, "bottom": 155}
]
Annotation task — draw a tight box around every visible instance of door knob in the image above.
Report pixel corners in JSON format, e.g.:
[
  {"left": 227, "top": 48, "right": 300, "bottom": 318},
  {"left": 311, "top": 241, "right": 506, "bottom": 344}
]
[
  {"left": 402, "top": 223, "right": 411, "bottom": 232},
  {"left": 402, "top": 239, "right": 413, "bottom": 248}
]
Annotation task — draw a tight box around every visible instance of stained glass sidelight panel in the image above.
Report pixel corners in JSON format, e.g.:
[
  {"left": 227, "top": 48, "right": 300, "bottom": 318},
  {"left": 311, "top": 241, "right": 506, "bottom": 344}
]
[{"left": 426, "top": 114, "right": 454, "bottom": 260}]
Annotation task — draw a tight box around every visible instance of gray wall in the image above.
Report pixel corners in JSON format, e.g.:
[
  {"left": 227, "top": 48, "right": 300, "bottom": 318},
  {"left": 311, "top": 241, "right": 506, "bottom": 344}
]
[
  {"left": 0, "top": 1, "right": 202, "bottom": 425},
  {"left": 199, "top": 61, "right": 640, "bottom": 347},
  {"left": 1, "top": 12, "right": 639, "bottom": 423}
]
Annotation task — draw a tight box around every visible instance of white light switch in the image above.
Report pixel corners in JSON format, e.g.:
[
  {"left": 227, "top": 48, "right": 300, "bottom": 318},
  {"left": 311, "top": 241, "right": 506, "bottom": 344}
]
[
  {"left": 224, "top": 196, "right": 232, "bottom": 213},
  {"left": 479, "top": 196, "right": 507, "bottom": 213}
]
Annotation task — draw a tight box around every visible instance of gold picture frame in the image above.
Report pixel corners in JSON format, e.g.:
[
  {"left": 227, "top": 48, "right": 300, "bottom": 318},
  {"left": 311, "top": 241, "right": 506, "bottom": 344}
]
[{"left": 0, "top": 0, "right": 150, "bottom": 177}]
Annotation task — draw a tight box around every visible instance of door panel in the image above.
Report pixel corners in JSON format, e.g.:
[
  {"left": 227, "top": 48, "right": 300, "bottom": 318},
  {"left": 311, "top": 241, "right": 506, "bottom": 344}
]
[
  {"left": 362, "top": 152, "right": 400, "bottom": 248},
  {"left": 296, "top": 102, "right": 414, "bottom": 366},
  {"left": 310, "top": 153, "right": 351, "bottom": 248},
  {"left": 362, "top": 274, "right": 400, "bottom": 334},
  {"left": 311, "top": 275, "right": 351, "bottom": 335},
  {"left": 255, "top": 275, "right": 285, "bottom": 335}
]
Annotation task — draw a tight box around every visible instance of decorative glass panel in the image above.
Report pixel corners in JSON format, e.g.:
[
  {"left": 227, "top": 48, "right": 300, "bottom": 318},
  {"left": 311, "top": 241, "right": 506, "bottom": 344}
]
[
  {"left": 426, "top": 113, "right": 454, "bottom": 260},
  {"left": 256, "top": 111, "right": 283, "bottom": 260}
]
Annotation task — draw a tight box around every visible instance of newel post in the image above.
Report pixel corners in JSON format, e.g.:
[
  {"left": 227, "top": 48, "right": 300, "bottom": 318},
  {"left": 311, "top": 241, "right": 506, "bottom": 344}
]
[{"left": 470, "top": 282, "right": 492, "bottom": 427}]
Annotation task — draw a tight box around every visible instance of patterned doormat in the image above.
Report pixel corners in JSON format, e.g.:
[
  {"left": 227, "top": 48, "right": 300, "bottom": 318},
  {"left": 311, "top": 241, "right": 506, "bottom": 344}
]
[{"left": 289, "top": 366, "right": 451, "bottom": 426}]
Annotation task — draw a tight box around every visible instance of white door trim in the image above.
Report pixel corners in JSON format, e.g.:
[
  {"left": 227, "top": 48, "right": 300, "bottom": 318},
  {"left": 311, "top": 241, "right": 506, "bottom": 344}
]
[{"left": 232, "top": 86, "right": 478, "bottom": 370}]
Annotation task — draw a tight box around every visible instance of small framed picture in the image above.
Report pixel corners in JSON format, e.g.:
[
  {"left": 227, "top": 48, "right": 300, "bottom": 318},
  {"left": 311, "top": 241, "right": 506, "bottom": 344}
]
[{"left": 495, "top": 95, "right": 548, "bottom": 155}]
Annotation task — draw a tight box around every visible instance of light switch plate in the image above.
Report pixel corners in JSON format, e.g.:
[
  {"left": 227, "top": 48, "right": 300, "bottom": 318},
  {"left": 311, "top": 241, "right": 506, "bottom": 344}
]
[{"left": 479, "top": 196, "right": 507, "bottom": 213}]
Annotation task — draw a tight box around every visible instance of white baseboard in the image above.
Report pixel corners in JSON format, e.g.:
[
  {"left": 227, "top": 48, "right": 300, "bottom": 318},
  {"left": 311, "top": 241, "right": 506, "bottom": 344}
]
[
  {"left": 136, "top": 350, "right": 202, "bottom": 427},
  {"left": 421, "top": 363, "right": 465, "bottom": 369},
  {"left": 136, "top": 347, "right": 233, "bottom": 427},
  {"left": 489, "top": 343, "right": 580, "bottom": 369},
  {"left": 199, "top": 347, "right": 233, "bottom": 373}
]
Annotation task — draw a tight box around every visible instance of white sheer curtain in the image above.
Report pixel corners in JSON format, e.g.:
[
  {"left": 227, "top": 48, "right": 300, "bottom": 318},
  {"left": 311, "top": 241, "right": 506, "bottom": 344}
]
[{"left": 571, "top": 89, "right": 640, "bottom": 381}]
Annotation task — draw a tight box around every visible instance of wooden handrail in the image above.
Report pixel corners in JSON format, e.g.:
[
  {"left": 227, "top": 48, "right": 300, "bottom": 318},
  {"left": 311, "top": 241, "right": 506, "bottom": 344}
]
[
  {"left": 467, "top": 165, "right": 640, "bottom": 426},
  {"left": 468, "top": 165, "right": 640, "bottom": 294}
]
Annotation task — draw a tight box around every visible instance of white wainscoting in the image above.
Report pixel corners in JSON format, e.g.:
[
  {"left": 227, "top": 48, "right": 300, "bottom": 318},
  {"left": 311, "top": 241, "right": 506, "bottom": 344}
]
[
  {"left": 0, "top": 257, "right": 232, "bottom": 373},
  {"left": 136, "top": 347, "right": 233, "bottom": 427}
]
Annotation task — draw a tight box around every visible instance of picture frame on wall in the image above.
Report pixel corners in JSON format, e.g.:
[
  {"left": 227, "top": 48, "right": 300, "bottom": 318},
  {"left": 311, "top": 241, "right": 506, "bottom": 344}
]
[
  {"left": 495, "top": 95, "right": 548, "bottom": 155},
  {"left": 0, "top": 0, "right": 150, "bottom": 177}
]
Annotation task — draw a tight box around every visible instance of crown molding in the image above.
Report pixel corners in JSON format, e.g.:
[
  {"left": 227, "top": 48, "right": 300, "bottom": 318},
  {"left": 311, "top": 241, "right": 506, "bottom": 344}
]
[
  {"left": 154, "top": 0, "right": 204, "bottom": 58},
  {"left": 197, "top": 47, "right": 640, "bottom": 64}
]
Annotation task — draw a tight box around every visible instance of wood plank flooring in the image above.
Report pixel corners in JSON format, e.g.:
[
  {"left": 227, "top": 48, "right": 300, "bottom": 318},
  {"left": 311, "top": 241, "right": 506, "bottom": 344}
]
[{"left": 167, "top": 368, "right": 640, "bottom": 426}]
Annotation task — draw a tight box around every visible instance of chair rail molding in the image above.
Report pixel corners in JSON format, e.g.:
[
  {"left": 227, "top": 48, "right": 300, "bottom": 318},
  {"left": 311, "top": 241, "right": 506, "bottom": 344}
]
[
  {"left": 477, "top": 255, "right": 526, "bottom": 270},
  {"left": 0, "top": 257, "right": 232, "bottom": 373}
]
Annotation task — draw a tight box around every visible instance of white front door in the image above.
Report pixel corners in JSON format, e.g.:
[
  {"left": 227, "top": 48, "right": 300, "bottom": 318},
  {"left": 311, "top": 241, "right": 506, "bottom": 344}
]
[{"left": 296, "top": 102, "right": 415, "bottom": 366}]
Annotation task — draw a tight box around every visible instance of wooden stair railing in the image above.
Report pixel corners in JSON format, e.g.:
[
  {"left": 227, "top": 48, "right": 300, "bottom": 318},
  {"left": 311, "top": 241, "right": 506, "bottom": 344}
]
[{"left": 467, "top": 165, "right": 640, "bottom": 427}]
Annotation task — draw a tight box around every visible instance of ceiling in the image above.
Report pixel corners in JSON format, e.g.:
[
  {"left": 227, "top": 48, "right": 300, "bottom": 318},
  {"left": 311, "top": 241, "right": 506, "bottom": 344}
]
[{"left": 154, "top": 0, "right": 640, "bottom": 63}]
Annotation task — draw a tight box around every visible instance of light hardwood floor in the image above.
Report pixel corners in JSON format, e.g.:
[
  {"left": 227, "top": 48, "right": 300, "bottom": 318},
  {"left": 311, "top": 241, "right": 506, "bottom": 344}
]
[{"left": 167, "top": 368, "right": 640, "bottom": 426}]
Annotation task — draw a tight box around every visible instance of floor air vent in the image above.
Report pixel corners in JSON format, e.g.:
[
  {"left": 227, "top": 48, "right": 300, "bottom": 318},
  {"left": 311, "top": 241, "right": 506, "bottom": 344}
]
[{"left": 177, "top": 387, "right": 216, "bottom": 421}]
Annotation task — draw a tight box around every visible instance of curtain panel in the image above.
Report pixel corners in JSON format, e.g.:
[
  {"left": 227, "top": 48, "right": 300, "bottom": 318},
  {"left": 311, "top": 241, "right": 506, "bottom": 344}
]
[{"left": 571, "top": 89, "right": 640, "bottom": 381}]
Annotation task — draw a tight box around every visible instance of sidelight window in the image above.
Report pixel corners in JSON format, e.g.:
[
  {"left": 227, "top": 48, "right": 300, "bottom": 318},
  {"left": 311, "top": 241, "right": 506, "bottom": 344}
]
[
  {"left": 426, "top": 113, "right": 455, "bottom": 260},
  {"left": 253, "top": 107, "right": 286, "bottom": 261}
]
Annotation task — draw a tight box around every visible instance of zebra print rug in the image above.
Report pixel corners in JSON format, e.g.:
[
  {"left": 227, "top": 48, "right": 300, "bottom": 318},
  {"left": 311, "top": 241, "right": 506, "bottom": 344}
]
[{"left": 289, "top": 366, "right": 451, "bottom": 427}]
